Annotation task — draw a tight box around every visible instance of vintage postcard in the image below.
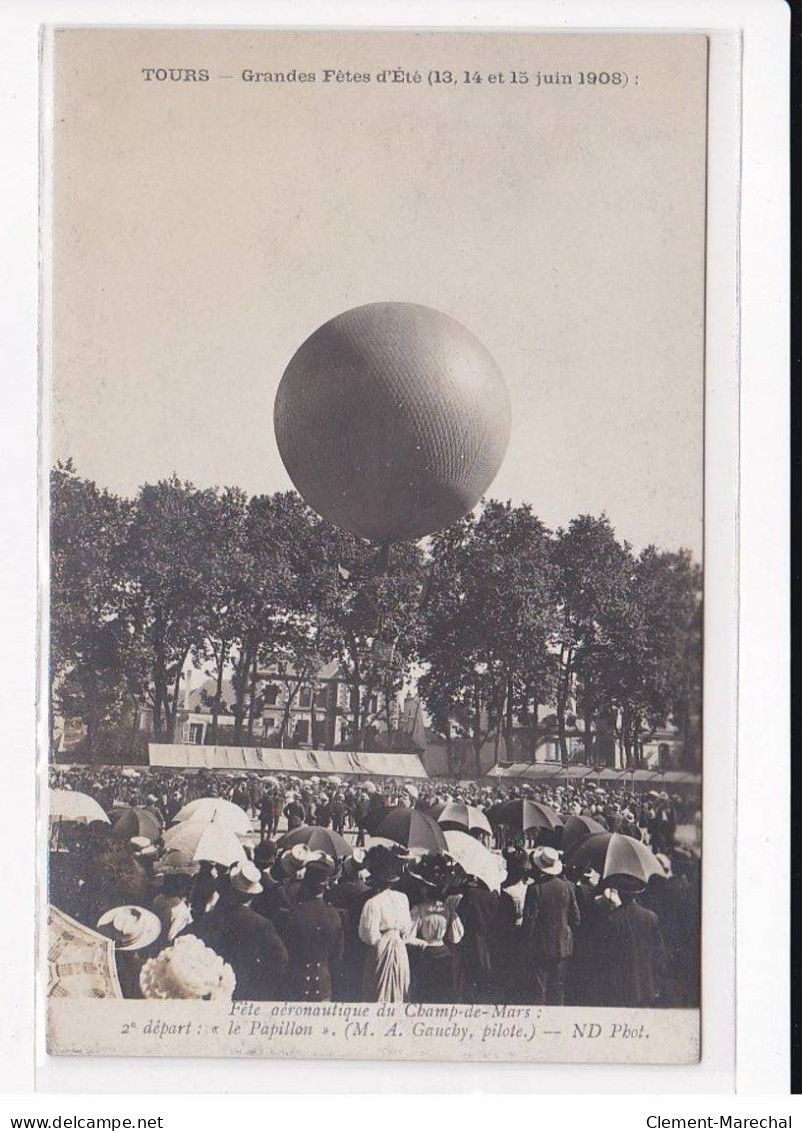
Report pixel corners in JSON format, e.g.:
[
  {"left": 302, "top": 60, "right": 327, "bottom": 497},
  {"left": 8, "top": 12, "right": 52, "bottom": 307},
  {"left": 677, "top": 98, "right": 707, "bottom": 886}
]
[{"left": 43, "top": 27, "right": 707, "bottom": 1064}]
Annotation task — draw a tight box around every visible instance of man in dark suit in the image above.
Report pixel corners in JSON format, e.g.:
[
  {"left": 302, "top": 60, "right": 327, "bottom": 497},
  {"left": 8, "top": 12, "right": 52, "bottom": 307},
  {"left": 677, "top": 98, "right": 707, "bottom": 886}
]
[
  {"left": 284, "top": 794, "right": 306, "bottom": 831},
  {"left": 524, "top": 846, "right": 581, "bottom": 1006},
  {"left": 453, "top": 873, "right": 500, "bottom": 1004},
  {"left": 598, "top": 879, "right": 664, "bottom": 1007},
  {"left": 327, "top": 856, "right": 372, "bottom": 1000},
  {"left": 281, "top": 855, "right": 344, "bottom": 1001},
  {"left": 183, "top": 860, "right": 288, "bottom": 1001}
]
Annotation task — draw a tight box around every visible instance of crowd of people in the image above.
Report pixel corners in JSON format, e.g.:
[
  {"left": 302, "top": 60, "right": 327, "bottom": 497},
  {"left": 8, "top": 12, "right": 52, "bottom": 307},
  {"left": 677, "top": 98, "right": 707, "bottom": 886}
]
[{"left": 48, "top": 765, "right": 701, "bottom": 1011}]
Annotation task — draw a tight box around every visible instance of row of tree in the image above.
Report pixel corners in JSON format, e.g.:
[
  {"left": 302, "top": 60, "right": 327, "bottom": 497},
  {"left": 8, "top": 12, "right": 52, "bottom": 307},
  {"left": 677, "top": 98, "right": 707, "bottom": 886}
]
[{"left": 50, "top": 461, "right": 702, "bottom": 772}]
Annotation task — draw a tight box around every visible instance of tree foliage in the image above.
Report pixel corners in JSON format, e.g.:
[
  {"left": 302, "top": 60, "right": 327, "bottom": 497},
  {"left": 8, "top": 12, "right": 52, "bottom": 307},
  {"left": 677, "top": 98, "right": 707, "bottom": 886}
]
[{"left": 49, "top": 465, "right": 703, "bottom": 769}]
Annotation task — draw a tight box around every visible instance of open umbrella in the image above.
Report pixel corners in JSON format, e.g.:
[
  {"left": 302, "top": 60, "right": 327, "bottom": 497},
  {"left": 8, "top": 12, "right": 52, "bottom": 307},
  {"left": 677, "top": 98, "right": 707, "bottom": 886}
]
[
  {"left": 277, "top": 824, "right": 353, "bottom": 858},
  {"left": 111, "top": 807, "right": 162, "bottom": 843},
  {"left": 565, "top": 832, "right": 663, "bottom": 884},
  {"left": 50, "top": 790, "right": 110, "bottom": 825},
  {"left": 327, "top": 775, "right": 343, "bottom": 786},
  {"left": 47, "top": 905, "right": 122, "bottom": 998},
  {"left": 442, "top": 831, "right": 506, "bottom": 893},
  {"left": 561, "top": 814, "right": 607, "bottom": 855},
  {"left": 172, "top": 798, "right": 251, "bottom": 835},
  {"left": 163, "top": 820, "right": 247, "bottom": 867},
  {"left": 436, "top": 802, "right": 492, "bottom": 837},
  {"left": 371, "top": 807, "right": 447, "bottom": 855},
  {"left": 263, "top": 775, "right": 281, "bottom": 788},
  {"left": 402, "top": 784, "right": 419, "bottom": 800},
  {"left": 487, "top": 798, "right": 563, "bottom": 833}
]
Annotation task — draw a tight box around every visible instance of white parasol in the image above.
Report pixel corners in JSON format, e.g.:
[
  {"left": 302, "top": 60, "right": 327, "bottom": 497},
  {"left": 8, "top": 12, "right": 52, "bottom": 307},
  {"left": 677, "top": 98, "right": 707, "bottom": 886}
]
[
  {"left": 443, "top": 830, "right": 507, "bottom": 893},
  {"left": 163, "top": 820, "right": 247, "bottom": 867},
  {"left": 50, "top": 790, "right": 110, "bottom": 825},
  {"left": 172, "top": 797, "right": 251, "bottom": 835}
]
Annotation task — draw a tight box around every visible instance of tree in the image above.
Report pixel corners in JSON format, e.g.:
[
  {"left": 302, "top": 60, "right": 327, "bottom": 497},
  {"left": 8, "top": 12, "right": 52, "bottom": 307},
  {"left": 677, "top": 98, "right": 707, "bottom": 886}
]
[
  {"left": 311, "top": 524, "right": 426, "bottom": 752},
  {"left": 192, "top": 486, "right": 249, "bottom": 745},
  {"left": 420, "top": 501, "right": 560, "bottom": 775},
  {"left": 602, "top": 546, "right": 702, "bottom": 767},
  {"left": 50, "top": 461, "right": 135, "bottom": 757},
  {"left": 229, "top": 492, "right": 320, "bottom": 745},
  {"left": 552, "top": 514, "right": 634, "bottom": 765},
  {"left": 124, "top": 477, "right": 221, "bottom": 743}
]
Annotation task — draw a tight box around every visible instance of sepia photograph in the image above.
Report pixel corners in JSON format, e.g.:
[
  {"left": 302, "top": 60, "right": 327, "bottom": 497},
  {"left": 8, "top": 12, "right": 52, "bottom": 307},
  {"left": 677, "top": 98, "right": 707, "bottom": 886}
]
[{"left": 44, "top": 26, "right": 707, "bottom": 1064}]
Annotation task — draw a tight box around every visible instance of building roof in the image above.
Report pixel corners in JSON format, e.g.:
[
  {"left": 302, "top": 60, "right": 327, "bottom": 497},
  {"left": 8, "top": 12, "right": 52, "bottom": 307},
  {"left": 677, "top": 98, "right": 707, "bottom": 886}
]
[{"left": 182, "top": 663, "right": 346, "bottom": 713}]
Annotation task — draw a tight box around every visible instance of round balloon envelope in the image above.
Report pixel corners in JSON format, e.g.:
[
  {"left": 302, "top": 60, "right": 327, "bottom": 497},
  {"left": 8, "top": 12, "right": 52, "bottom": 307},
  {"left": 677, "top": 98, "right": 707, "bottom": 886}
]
[{"left": 274, "top": 302, "right": 510, "bottom": 542}]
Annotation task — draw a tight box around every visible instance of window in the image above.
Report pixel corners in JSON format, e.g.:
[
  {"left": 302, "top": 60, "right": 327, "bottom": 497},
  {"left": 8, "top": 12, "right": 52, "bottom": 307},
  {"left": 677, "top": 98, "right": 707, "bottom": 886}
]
[
  {"left": 298, "top": 687, "right": 312, "bottom": 709},
  {"left": 263, "top": 684, "right": 279, "bottom": 706},
  {"left": 295, "top": 719, "right": 310, "bottom": 743},
  {"left": 658, "top": 742, "right": 671, "bottom": 767},
  {"left": 314, "top": 686, "right": 328, "bottom": 709},
  {"left": 189, "top": 722, "right": 204, "bottom": 745},
  {"left": 369, "top": 694, "right": 379, "bottom": 714},
  {"left": 263, "top": 716, "right": 275, "bottom": 731}
]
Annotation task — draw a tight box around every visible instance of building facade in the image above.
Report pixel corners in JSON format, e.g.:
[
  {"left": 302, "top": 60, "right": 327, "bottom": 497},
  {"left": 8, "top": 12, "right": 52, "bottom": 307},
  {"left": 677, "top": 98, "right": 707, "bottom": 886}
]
[{"left": 172, "top": 661, "right": 397, "bottom": 750}]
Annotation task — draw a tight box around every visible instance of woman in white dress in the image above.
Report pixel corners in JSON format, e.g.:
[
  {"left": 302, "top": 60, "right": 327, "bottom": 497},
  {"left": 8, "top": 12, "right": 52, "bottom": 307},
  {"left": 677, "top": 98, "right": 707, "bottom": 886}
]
[{"left": 358, "top": 846, "right": 412, "bottom": 1002}]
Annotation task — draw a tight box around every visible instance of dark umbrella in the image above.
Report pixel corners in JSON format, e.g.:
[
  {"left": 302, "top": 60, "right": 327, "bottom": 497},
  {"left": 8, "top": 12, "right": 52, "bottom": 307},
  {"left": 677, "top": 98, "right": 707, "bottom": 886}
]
[
  {"left": 371, "top": 807, "right": 447, "bottom": 855},
  {"left": 561, "top": 814, "right": 607, "bottom": 855},
  {"left": 277, "top": 824, "right": 354, "bottom": 858},
  {"left": 487, "top": 799, "right": 563, "bottom": 833},
  {"left": 564, "top": 832, "right": 662, "bottom": 884},
  {"left": 436, "top": 802, "right": 493, "bottom": 836},
  {"left": 111, "top": 807, "right": 162, "bottom": 843}
]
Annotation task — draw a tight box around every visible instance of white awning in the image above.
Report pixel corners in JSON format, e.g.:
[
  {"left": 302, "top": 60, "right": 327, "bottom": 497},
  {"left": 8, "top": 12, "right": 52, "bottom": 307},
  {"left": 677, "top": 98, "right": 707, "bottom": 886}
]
[{"left": 148, "top": 744, "right": 428, "bottom": 779}]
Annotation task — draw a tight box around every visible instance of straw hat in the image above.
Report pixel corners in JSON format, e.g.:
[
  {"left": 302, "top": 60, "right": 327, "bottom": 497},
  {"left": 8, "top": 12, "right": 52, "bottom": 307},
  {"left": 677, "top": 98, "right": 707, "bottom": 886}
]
[
  {"left": 655, "top": 853, "right": 674, "bottom": 879},
  {"left": 97, "top": 905, "right": 162, "bottom": 951},
  {"left": 230, "top": 859, "right": 263, "bottom": 896},
  {"left": 303, "top": 852, "right": 338, "bottom": 885},
  {"left": 531, "top": 846, "right": 563, "bottom": 877},
  {"left": 279, "top": 843, "right": 313, "bottom": 878}
]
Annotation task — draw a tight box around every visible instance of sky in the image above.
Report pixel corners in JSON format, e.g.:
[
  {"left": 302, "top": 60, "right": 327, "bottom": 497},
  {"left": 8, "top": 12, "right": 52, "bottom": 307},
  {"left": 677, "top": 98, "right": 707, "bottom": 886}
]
[{"left": 52, "top": 29, "right": 707, "bottom": 557}]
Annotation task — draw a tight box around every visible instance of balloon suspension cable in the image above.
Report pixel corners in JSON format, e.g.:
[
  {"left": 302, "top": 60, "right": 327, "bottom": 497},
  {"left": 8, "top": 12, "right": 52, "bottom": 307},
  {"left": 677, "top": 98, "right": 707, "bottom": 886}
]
[{"left": 376, "top": 540, "right": 391, "bottom": 574}]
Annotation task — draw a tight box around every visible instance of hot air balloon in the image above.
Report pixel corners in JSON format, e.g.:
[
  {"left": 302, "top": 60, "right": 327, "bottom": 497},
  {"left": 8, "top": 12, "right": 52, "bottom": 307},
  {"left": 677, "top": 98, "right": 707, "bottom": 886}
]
[{"left": 274, "top": 302, "right": 510, "bottom": 543}]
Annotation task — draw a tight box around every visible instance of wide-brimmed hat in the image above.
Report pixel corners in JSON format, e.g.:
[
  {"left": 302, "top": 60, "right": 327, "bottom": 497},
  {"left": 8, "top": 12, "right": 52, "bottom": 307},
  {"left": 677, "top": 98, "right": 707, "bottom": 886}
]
[
  {"left": 531, "top": 846, "right": 563, "bottom": 876},
  {"left": 276, "top": 843, "right": 313, "bottom": 879},
  {"left": 605, "top": 872, "right": 646, "bottom": 895},
  {"left": 363, "top": 844, "right": 404, "bottom": 885},
  {"left": 502, "top": 846, "right": 529, "bottom": 875},
  {"left": 230, "top": 859, "right": 263, "bottom": 895},
  {"left": 140, "top": 935, "right": 235, "bottom": 1000},
  {"left": 130, "top": 836, "right": 159, "bottom": 858},
  {"left": 303, "top": 851, "right": 338, "bottom": 885},
  {"left": 97, "top": 905, "right": 162, "bottom": 951},
  {"left": 407, "top": 854, "right": 452, "bottom": 891}
]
